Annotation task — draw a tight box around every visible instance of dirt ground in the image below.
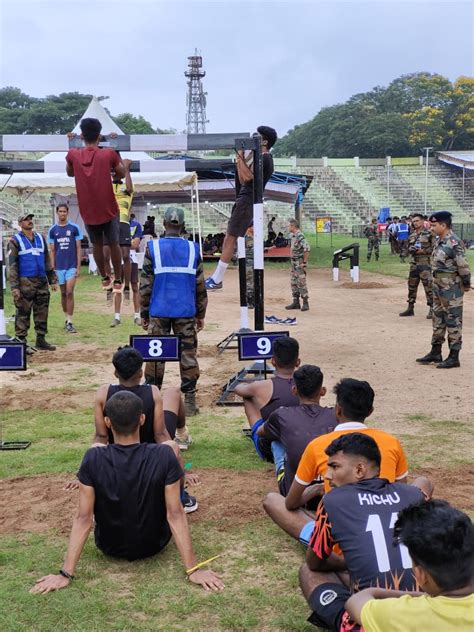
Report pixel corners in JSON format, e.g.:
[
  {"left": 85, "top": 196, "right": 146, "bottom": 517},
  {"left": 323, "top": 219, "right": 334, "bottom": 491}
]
[{"left": 2, "top": 267, "right": 473, "bottom": 534}]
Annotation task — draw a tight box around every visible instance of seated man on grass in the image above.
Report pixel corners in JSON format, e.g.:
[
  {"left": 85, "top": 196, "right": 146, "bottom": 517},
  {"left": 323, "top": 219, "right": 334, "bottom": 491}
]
[
  {"left": 263, "top": 377, "right": 411, "bottom": 532},
  {"left": 298, "top": 433, "right": 429, "bottom": 631},
  {"left": 94, "top": 346, "right": 192, "bottom": 449},
  {"left": 256, "top": 364, "right": 336, "bottom": 496},
  {"left": 93, "top": 346, "right": 197, "bottom": 512},
  {"left": 346, "top": 499, "right": 474, "bottom": 631},
  {"left": 233, "top": 336, "right": 300, "bottom": 461},
  {"left": 30, "top": 391, "right": 224, "bottom": 594}
]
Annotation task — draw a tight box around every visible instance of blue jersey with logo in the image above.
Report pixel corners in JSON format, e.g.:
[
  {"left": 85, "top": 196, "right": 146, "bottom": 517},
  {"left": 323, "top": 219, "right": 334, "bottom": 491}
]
[
  {"left": 130, "top": 219, "right": 143, "bottom": 239},
  {"left": 47, "top": 222, "right": 83, "bottom": 270}
]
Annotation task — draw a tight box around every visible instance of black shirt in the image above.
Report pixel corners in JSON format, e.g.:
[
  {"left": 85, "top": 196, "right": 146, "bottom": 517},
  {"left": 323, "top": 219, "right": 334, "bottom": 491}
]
[
  {"left": 238, "top": 153, "right": 274, "bottom": 198},
  {"left": 260, "top": 375, "right": 299, "bottom": 421},
  {"left": 309, "top": 478, "right": 424, "bottom": 591},
  {"left": 263, "top": 404, "right": 337, "bottom": 495},
  {"left": 78, "top": 443, "right": 183, "bottom": 561},
  {"left": 106, "top": 384, "right": 155, "bottom": 444}
]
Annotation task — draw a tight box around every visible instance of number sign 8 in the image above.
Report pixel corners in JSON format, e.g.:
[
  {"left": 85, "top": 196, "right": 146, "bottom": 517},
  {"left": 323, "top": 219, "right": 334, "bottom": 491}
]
[{"left": 149, "top": 340, "right": 163, "bottom": 357}]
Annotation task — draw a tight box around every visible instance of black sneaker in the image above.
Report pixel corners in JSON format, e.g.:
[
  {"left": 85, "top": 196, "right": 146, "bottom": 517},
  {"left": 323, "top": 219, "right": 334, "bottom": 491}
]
[
  {"left": 181, "top": 490, "right": 198, "bottom": 514},
  {"left": 65, "top": 322, "right": 77, "bottom": 333}
]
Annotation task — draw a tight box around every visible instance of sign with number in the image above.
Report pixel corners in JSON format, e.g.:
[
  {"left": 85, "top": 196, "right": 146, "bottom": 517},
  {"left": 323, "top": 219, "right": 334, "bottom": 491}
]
[
  {"left": 129, "top": 335, "right": 181, "bottom": 362},
  {"left": 0, "top": 342, "right": 27, "bottom": 371},
  {"left": 237, "top": 331, "right": 289, "bottom": 361}
]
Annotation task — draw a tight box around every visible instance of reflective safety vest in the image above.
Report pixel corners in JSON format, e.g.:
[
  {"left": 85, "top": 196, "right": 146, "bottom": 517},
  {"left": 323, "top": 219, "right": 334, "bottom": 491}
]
[
  {"left": 148, "top": 237, "right": 199, "bottom": 318},
  {"left": 14, "top": 232, "right": 47, "bottom": 278},
  {"left": 397, "top": 223, "right": 409, "bottom": 241}
]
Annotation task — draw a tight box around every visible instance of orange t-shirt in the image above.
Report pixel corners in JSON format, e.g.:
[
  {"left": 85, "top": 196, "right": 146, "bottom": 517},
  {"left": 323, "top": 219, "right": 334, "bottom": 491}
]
[{"left": 295, "top": 423, "right": 408, "bottom": 493}]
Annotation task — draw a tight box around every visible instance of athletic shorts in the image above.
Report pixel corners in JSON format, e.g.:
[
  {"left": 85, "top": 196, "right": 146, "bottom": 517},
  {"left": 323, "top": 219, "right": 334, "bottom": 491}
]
[
  {"left": 299, "top": 520, "right": 316, "bottom": 546},
  {"left": 164, "top": 410, "right": 178, "bottom": 439},
  {"left": 85, "top": 216, "right": 120, "bottom": 245},
  {"left": 250, "top": 418, "right": 273, "bottom": 462},
  {"left": 307, "top": 583, "right": 359, "bottom": 631},
  {"left": 131, "top": 262, "right": 139, "bottom": 284},
  {"left": 56, "top": 268, "right": 76, "bottom": 285},
  {"left": 227, "top": 194, "right": 253, "bottom": 238},
  {"left": 103, "top": 221, "right": 131, "bottom": 247}
]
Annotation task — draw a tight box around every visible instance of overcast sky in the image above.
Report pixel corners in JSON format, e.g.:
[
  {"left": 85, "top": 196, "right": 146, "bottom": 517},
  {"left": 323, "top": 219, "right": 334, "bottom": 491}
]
[{"left": 1, "top": 0, "right": 472, "bottom": 136}]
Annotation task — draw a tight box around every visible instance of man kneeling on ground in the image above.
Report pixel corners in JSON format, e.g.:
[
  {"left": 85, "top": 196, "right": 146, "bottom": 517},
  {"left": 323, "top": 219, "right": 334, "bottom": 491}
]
[
  {"left": 346, "top": 499, "right": 474, "bottom": 631},
  {"left": 256, "top": 364, "right": 336, "bottom": 495},
  {"left": 234, "top": 336, "right": 300, "bottom": 461},
  {"left": 31, "top": 391, "right": 224, "bottom": 594}
]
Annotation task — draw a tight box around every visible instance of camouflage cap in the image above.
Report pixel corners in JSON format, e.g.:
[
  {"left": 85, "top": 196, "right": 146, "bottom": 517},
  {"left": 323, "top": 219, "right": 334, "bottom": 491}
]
[
  {"left": 164, "top": 207, "right": 185, "bottom": 225},
  {"left": 428, "top": 211, "right": 452, "bottom": 223},
  {"left": 18, "top": 213, "right": 34, "bottom": 222}
]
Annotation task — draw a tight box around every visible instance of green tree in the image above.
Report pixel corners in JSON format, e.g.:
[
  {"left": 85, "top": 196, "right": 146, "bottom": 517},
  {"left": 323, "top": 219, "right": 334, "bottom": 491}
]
[{"left": 113, "top": 112, "right": 155, "bottom": 134}]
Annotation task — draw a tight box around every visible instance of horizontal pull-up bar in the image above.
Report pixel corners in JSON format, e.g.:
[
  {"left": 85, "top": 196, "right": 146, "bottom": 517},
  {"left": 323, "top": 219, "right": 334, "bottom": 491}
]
[
  {"left": 0, "top": 158, "right": 237, "bottom": 174},
  {"left": 0, "top": 132, "right": 251, "bottom": 153}
]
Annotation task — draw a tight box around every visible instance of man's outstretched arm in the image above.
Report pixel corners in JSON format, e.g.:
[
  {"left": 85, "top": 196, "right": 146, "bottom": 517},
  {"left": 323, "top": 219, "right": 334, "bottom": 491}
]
[
  {"left": 165, "top": 480, "right": 224, "bottom": 592},
  {"left": 30, "top": 483, "right": 95, "bottom": 594},
  {"left": 92, "top": 385, "right": 110, "bottom": 444}
]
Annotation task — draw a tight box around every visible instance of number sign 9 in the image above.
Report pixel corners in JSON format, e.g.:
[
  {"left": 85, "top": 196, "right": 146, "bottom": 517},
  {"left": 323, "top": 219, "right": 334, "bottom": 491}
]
[{"left": 238, "top": 331, "right": 289, "bottom": 361}]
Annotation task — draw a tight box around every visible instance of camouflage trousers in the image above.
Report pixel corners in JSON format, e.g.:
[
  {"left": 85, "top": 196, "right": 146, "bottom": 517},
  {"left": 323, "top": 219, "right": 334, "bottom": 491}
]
[
  {"left": 290, "top": 260, "right": 308, "bottom": 299},
  {"left": 367, "top": 239, "right": 380, "bottom": 261},
  {"left": 398, "top": 239, "right": 408, "bottom": 258},
  {"left": 407, "top": 261, "right": 433, "bottom": 306},
  {"left": 14, "top": 276, "right": 50, "bottom": 339},
  {"left": 431, "top": 279, "right": 463, "bottom": 350},
  {"left": 144, "top": 317, "right": 199, "bottom": 392}
]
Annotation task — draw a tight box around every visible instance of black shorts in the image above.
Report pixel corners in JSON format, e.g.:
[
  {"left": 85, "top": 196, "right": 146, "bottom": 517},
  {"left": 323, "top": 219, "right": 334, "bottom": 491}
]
[
  {"left": 307, "top": 582, "right": 355, "bottom": 631},
  {"left": 85, "top": 216, "right": 120, "bottom": 245},
  {"left": 227, "top": 194, "right": 253, "bottom": 238},
  {"left": 131, "top": 262, "right": 139, "bottom": 284},
  {"left": 164, "top": 410, "right": 178, "bottom": 439},
  {"left": 103, "top": 221, "right": 131, "bottom": 248}
]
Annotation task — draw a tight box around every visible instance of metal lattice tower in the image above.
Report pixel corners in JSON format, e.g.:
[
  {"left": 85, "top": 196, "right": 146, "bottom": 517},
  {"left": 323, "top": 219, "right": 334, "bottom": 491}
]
[{"left": 185, "top": 50, "right": 209, "bottom": 134}]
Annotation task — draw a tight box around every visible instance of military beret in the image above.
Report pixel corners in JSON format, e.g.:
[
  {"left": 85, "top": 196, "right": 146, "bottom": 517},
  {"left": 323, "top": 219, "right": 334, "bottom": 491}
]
[{"left": 428, "top": 211, "right": 452, "bottom": 223}]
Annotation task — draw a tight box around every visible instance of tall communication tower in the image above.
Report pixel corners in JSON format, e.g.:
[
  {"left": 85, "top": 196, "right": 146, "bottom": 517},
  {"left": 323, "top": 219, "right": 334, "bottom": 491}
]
[{"left": 185, "top": 50, "right": 209, "bottom": 134}]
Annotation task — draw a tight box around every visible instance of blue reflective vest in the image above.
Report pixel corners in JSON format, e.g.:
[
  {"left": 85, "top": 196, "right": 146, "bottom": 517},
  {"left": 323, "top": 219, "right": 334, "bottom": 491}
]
[
  {"left": 14, "top": 232, "right": 47, "bottom": 278},
  {"left": 148, "top": 237, "right": 199, "bottom": 318},
  {"left": 397, "top": 223, "right": 409, "bottom": 241}
]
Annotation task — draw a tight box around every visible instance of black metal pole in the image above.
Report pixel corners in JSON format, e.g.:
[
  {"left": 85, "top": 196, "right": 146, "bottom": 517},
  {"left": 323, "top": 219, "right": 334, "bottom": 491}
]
[
  {"left": 253, "top": 134, "right": 264, "bottom": 331},
  {"left": 0, "top": 218, "right": 8, "bottom": 340}
]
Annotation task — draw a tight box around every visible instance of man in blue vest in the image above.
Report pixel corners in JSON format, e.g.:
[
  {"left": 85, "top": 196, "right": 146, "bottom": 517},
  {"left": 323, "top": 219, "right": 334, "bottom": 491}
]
[
  {"left": 140, "top": 207, "right": 207, "bottom": 416},
  {"left": 396, "top": 216, "right": 410, "bottom": 262},
  {"left": 9, "top": 213, "right": 58, "bottom": 351}
]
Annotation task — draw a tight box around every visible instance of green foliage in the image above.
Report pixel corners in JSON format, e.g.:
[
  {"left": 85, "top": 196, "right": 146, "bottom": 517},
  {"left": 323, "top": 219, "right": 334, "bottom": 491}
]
[
  {"left": 275, "top": 72, "right": 474, "bottom": 157},
  {"left": 112, "top": 112, "right": 156, "bottom": 134}
]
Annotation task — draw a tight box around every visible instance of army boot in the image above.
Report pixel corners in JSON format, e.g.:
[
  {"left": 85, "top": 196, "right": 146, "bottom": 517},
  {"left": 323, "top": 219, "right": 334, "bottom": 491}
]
[
  {"left": 184, "top": 391, "right": 199, "bottom": 416},
  {"left": 416, "top": 344, "right": 443, "bottom": 364},
  {"left": 35, "top": 335, "right": 56, "bottom": 351},
  {"left": 399, "top": 305, "right": 414, "bottom": 317},
  {"left": 285, "top": 297, "right": 301, "bottom": 310},
  {"left": 301, "top": 298, "right": 310, "bottom": 312},
  {"left": 436, "top": 349, "right": 460, "bottom": 369},
  {"left": 17, "top": 336, "right": 35, "bottom": 355},
  {"left": 426, "top": 307, "right": 433, "bottom": 319}
]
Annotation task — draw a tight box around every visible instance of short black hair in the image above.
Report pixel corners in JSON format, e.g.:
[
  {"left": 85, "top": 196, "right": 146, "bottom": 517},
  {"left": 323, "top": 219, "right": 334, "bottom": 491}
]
[
  {"left": 257, "top": 125, "right": 278, "bottom": 148},
  {"left": 334, "top": 378, "right": 374, "bottom": 422},
  {"left": 112, "top": 346, "right": 143, "bottom": 380},
  {"left": 325, "top": 432, "right": 381, "bottom": 469},
  {"left": 412, "top": 213, "right": 424, "bottom": 220},
  {"left": 104, "top": 390, "right": 143, "bottom": 435},
  {"left": 56, "top": 203, "right": 69, "bottom": 212},
  {"left": 289, "top": 218, "right": 300, "bottom": 228},
  {"left": 293, "top": 365, "right": 323, "bottom": 398},
  {"left": 80, "top": 117, "right": 102, "bottom": 142},
  {"left": 272, "top": 337, "right": 299, "bottom": 368},
  {"left": 394, "top": 500, "right": 474, "bottom": 592}
]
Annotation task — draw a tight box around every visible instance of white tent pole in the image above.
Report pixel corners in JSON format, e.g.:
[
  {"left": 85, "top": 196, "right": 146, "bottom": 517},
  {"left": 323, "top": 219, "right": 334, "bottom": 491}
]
[{"left": 195, "top": 176, "right": 203, "bottom": 259}]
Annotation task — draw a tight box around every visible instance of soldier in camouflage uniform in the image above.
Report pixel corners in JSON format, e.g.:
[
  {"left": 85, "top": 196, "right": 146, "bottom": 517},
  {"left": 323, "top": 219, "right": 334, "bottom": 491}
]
[
  {"left": 285, "top": 219, "right": 310, "bottom": 311},
  {"left": 399, "top": 213, "right": 434, "bottom": 318},
  {"left": 416, "top": 211, "right": 471, "bottom": 369},
  {"left": 140, "top": 207, "right": 208, "bottom": 414},
  {"left": 245, "top": 226, "right": 255, "bottom": 308},
  {"left": 9, "top": 213, "right": 58, "bottom": 351},
  {"left": 363, "top": 219, "right": 380, "bottom": 262}
]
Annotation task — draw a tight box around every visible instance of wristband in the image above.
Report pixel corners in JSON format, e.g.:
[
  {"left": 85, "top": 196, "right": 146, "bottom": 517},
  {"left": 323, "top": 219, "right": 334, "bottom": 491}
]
[{"left": 59, "top": 568, "right": 74, "bottom": 581}]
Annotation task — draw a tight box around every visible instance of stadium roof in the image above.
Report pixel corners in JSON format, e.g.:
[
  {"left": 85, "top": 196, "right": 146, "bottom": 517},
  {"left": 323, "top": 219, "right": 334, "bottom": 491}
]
[{"left": 436, "top": 150, "right": 474, "bottom": 170}]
